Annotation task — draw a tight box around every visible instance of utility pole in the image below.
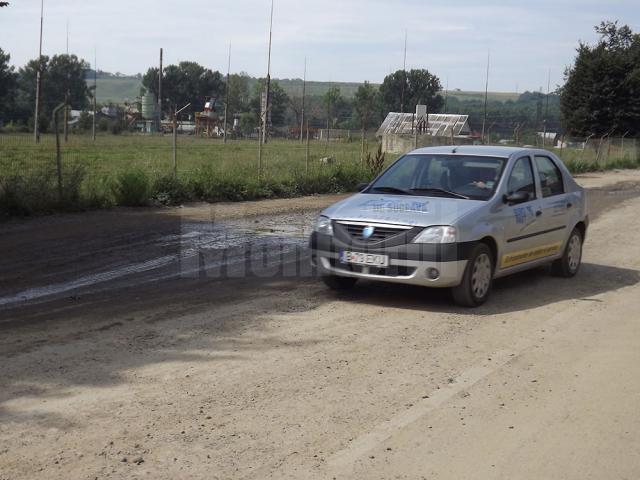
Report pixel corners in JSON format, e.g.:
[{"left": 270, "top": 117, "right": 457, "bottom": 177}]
[
  {"left": 33, "top": 0, "right": 44, "bottom": 144},
  {"left": 481, "top": 50, "right": 490, "bottom": 145},
  {"left": 64, "top": 18, "right": 70, "bottom": 143},
  {"left": 305, "top": 119, "right": 310, "bottom": 174},
  {"left": 223, "top": 43, "right": 231, "bottom": 144},
  {"left": 262, "top": 0, "right": 274, "bottom": 145},
  {"left": 158, "top": 48, "right": 163, "bottom": 132},
  {"left": 53, "top": 103, "right": 65, "bottom": 203},
  {"left": 543, "top": 69, "right": 551, "bottom": 148},
  {"left": 92, "top": 49, "right": 97, "bottom": 141},
  {"left": 300, "top": 56, "right": 306, "bottom": 143},
  {"left": 173, "top": 103, "right": 191, "bottom": 177},
  {"left": 400, "top": 29, "right": 407, "bottom": 113},
  {"left": 444, "top": 76, "right": 449, "bottom": 113}
]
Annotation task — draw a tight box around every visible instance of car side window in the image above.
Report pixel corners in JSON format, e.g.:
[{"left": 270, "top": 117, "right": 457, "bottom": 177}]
[
  {"left": 535, "top": 156, "right": 564, "bottom": 197},
  {"left": 507, "top": 157, "right": 536, "bottom": 200}
]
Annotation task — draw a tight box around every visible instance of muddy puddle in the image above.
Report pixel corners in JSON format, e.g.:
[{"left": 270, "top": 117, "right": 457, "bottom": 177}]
[{"left": 0, "top": 212, "right": 318, "bottom": 309}]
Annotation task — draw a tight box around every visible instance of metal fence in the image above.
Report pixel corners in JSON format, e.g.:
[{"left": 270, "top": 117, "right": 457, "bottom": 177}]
[{"left": 1, "top": 129, "right": 638, "bottom": 214}]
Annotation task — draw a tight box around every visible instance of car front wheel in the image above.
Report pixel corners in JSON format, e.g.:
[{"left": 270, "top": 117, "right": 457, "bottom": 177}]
[{"left": 451, "top": 243, "right": 494, "bottom": 307}]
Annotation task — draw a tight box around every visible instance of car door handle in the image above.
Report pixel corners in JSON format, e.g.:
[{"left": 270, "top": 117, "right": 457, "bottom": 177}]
[
  {"left": 567, "top": 202, "right": 573, "bottom": 209},
  {"left": 536, "top": 210, "right": 543, "bottom": 217}
]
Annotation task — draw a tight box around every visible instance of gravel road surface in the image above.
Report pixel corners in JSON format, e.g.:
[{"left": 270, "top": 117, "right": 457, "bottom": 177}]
[{"left": 2, "top": 170, "right": 640, "bottom": 479}]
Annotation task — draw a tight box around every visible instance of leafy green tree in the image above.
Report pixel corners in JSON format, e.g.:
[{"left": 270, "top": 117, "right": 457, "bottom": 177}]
[
  {"left": 14, "top": 54, "right": 90, "bottom": 124},
  {"left": 323, "top": 86, "right": 344, "bottom": 129},
  {"left": 353, "top": 81, "right": 381, "bottom": 132},
  {"left": 560, "top": 21, "right": 640, "bottom": 136},
  {"left": 249, "top": 79, "right": 289, "bottom": 126},
  {"left": 239, "top": 111, "right": 258, "bottom": 136},
  {"left": 142, "top": 61, "right": 224, "bottom": 116},
  {"left": 77, "top": 111, "right": 92, "bottom": 131},
  {"left": 225, "top": 73, "right": 250, "bottom": 115},
  {"left": 380, "top": 69, "right": 444, "bottom": 115},
  {"left": 0, "top": 47, "right": 18, "bottom": 124}
]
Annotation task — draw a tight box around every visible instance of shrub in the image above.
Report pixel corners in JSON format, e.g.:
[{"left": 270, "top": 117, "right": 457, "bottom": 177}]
[
  {"left": 153, "top": 174, "right": 192, "bottom": 206},
  {"left": 364, "top": 143, "right": 385, "bottom": 176},
  {"left": 110, "top": 122, "right": 123, "bottom": 135},
  {"left": 112, "top": 168, "right": 151, "bottom": 206}
]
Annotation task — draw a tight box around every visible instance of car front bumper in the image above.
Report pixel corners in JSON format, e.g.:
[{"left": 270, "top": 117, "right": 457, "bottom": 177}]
[{"left": 310, "top": 232, "right": 470, "bottom": 288}]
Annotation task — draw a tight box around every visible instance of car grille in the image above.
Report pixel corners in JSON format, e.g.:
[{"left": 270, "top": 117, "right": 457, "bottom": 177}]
[{"left": 337, "top": 222, "right": 411, "bottom": 242}]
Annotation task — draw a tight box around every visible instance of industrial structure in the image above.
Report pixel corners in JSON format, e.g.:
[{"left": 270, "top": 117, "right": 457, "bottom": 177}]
[
  {"left": 377, "top": 107, "right": 474, "bottom": 154},
  {"left": 195, "top": 97, "right": 223, "bottom": 137}
]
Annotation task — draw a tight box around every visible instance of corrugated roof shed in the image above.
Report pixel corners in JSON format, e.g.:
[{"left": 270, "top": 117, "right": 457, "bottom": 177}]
[{"left": 377, "top": 113, "right": 471, "bottom": 138}]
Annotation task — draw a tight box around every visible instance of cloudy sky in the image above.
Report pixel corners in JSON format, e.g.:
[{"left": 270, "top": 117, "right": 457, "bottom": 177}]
[{"left": 1, "top": 0, "right": 638, "bottom": 92}]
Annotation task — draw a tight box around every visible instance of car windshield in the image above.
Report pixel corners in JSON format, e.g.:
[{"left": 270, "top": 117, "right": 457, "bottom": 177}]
[{"left": 366, "top": 154, "right": 507, "bottom": 201}]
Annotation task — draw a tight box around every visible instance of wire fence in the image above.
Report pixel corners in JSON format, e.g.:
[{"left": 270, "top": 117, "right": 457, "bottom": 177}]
[
  {"left": 0, "top": 131, "right": 383, "bottom": 214},
  {"left": 0, "top": 132, "right": 374, "bottom": 177},
  {"left": 0, "top": 129, "right": 638, "bottom": 215}
]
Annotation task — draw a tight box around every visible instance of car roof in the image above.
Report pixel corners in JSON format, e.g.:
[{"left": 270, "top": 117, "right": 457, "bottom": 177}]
[{"left": 409, "top": 145, "right": 531, "bottom": 158}]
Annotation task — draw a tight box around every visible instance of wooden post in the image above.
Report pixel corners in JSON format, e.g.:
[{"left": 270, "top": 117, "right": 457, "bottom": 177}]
[
  {"left": 306, "top": 120, "right": 310, "bottom": 175},
  {"left": 258, "top": 123, "right": 263, "bottom": 177},
  {"left": 52, "top": 103, "right": 65, "bottom": 203},
  {"left": 173, "top": 107, "right": 178, "bottom": 177}
]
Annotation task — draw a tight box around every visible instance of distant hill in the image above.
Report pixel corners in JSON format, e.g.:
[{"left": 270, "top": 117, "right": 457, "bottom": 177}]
[{"left": 88, "top": 72, "right": 519, "bottom": 105}]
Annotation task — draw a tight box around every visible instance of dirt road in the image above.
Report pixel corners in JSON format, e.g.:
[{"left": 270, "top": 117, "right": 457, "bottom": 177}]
[{"left": 2, "top": 171, "right": 640, "bottom": 479}]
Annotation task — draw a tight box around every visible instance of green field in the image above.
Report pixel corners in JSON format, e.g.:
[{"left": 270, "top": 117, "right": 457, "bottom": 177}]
[
  {"left": 0, "top": 134, "right": 380, "bottom": 214},
  {"left": 95, "top": 76, "right": 143, "bottom": 103},
  {"left": 93, "top": 74, "right": 521, "bottom": 104},
  {"left": 446, "top": 90, "right": 521, "bottom": 103},
  {"left": 1, "top": 133, "right": 637, "bottom": 216}
]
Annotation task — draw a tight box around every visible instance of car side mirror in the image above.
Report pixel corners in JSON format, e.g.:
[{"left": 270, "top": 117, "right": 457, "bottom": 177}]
[
  {"left": 503, "top": 191, "right": 529, "bottom": 205},
  {"left": 357, "top": 182, "right": 369, "bottom": 192}
]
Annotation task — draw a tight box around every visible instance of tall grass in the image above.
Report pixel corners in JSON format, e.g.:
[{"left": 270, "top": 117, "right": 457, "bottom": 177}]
[
  {"left": 0, "top": 135, "right": 376, "bottom": 216},
  {"left": 0, "top": 133, "right": 638, "bottom": 217}
]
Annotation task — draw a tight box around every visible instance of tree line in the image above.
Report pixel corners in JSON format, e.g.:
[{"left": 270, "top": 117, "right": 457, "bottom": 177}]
[{"left": 0, "top": 20, "right": 638, "bottom": 138}]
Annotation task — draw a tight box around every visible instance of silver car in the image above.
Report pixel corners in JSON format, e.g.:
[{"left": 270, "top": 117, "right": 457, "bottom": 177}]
[{"left": 310, "top": 146, "right": 589, "bottom": 307}]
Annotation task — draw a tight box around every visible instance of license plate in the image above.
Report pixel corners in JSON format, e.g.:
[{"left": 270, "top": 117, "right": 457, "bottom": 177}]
[{"left": 339, "top": 251, "right": 389, "bottom": 267}]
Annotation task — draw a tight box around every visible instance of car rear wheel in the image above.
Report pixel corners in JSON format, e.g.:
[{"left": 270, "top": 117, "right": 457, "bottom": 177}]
[
  {"left": 322, "top": 275, "right": 358, "bottom": 291},
  {"left": 552, "top": 228, "right": 583, "bottom": 277},
  {"left": 451, "top": 243, "right": 494, "bottom": 308}
]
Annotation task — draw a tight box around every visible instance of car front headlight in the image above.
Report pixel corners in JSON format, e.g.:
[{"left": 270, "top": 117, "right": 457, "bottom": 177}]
[
  {"left": 314, "top": 215, "right": 333, "bottom": 235},
  {"left": 413, "top": 226, "right": 457, "bottom": 244}
]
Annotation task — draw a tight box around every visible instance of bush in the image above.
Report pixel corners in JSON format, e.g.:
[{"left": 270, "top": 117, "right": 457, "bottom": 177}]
[
  {"left": 152, "top": 174, "right": 192, "bottom": 206},
  {"left": 0, "top": 172, "right": 57, "bottom": 216},
  {"left": 0, "top": 165, "right": 86, "bottom": 216},
  {"left": 112, "top": 168, "right": 151, "bottom": 206},
  {"left": 110, "top": 122, "right": 123, "bottom": 135},
  {"left": 98, "top": 118, "right": 109, "bottom": 132},
  {"left": 364, "top": 143, "right": 385, "bottom": 176}
]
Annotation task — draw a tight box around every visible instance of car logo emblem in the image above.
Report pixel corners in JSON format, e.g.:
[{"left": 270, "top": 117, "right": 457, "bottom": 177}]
[{"left": 362, "top": 226, "right": 375, "bottom": 239}]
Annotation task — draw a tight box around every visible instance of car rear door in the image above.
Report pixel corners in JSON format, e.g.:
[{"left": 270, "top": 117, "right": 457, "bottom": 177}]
[
  {"left": 532, "top": 154, "right": 572, "bottom": 253},
  {"left": 499, "top": 155, "right": 547, "bottom": 269}
]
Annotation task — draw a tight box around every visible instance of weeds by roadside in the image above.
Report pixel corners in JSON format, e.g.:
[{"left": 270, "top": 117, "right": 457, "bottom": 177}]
[
  {"left": 0, "top": 161, "right": 372, "bottom": 216},
  {"left": 1, "top": 136, "right": 639, "bottom": 218}
]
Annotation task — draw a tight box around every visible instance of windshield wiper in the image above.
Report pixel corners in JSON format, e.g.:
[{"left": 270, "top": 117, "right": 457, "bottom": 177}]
[
  {"left": 370, "top": 186, "right": 415, "bottom": 196},
  {"left": 410, "top": 187, "right": 470, "bottom": 200}
]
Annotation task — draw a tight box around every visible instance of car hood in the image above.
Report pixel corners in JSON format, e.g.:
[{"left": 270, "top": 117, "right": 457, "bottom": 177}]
[{"left": 322, "top": 193, "right": 485, "bottom": 227}]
